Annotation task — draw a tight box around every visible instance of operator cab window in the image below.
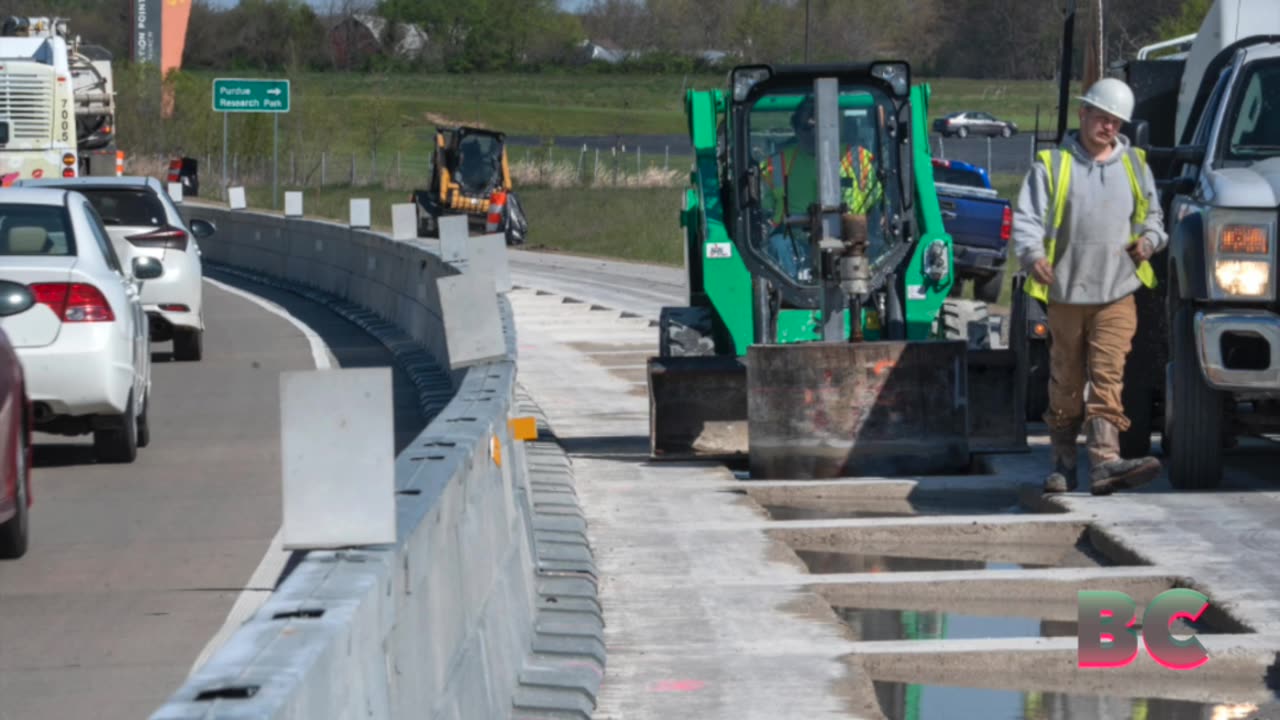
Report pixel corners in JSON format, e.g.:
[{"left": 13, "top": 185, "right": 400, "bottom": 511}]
[{"left": 747, "top": 85, "right": 899, "bottom": 287}]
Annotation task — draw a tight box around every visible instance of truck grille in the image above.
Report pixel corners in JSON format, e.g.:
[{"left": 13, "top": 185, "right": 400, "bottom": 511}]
[{"left": 0, "top": 72, "right": 52, "bottom": 141}]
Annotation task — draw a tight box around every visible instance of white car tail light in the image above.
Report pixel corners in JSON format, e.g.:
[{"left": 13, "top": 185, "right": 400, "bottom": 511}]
[
  {"left": 126, "top": 226, "right": 188, "bottom": 251},
  {"left": 30, "top": 283, "right": 115, "bottom": 322}
]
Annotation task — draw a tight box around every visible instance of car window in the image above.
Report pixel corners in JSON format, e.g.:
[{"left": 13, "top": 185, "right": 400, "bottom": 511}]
[
  {"left": 79, "top": 188, "right": 167, "bottom": 227},
  {"left": 0, "top": 202, "right": 75, "bottom": 256},
  {"left": 80, "top": 201, "right": 124, "bottom": 273},
  {"left": 1222, "top": 58, "right": 1280, "bottom": 165},
  {"left": 934, "top": 165, "right": 987, "bottom": 188}
]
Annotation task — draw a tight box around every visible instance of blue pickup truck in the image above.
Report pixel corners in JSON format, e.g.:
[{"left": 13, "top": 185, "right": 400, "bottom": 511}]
[{"left": 932, "top": 158, "right": 1011, "bottom": 303}]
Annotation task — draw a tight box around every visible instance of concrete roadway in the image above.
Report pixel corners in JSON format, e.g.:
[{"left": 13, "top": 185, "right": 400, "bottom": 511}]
[
  {"left": 508, "top": 252, "right": 1280, "bottom": 718},
  {"left": 0, "top": 271, "right": 427, "bottom": 720}
]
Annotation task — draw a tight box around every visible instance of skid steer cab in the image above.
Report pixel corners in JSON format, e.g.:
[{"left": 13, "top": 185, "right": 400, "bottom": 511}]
[
  {"left": 647, "top": 63, "right": 1030, "bottom": 480},
  {"left": 411, "top": 125, "right": 527, "bottom": 246}
]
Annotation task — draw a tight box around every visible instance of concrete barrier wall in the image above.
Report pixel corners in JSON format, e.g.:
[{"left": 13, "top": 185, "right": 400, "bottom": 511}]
[{"left": 150, "top": 204, "right": 602, "bottom": 719}]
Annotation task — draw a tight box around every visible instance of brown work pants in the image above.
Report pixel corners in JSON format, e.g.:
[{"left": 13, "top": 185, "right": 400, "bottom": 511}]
[{"left": 1042, "top": 294, "right": 1138, "bottom": 435}]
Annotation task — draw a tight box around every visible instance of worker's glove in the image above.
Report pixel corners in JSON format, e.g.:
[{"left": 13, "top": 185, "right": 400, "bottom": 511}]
[{"left": 1126, "top": 237, "right": 1154, "bottom": 264}]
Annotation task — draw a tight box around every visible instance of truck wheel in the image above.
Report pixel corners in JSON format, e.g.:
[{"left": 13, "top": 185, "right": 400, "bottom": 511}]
[
  {"left": 659, "top": 306, "right": 715, "bottom": 357},
  {"left": 975, "top": 270, "right": 1004, "bottom": 304},
  {"left": 1166, "top": 305, "right": 1223, "bottom": 490},
  {"left": 938, "top": 299, "right": 991, "bottom": 350}
]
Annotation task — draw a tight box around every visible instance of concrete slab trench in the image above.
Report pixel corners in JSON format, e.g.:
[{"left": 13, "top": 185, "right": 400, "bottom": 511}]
[{"left": 729, "top": 465, "right": 1280, "bottom": 719}]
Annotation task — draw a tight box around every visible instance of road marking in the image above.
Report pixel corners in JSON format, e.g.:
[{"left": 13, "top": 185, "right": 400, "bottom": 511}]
[{"left": 188, "top": 276, "right": 334, "bottom": 676}]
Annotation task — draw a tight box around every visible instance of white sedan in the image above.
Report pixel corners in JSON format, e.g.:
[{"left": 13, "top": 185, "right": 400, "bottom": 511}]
[
  {"left": 0, "top": 188, "right": 161, "bottom": 463},
  {"left": 18, "top": 176, "right": 211, "bottom": 361}
]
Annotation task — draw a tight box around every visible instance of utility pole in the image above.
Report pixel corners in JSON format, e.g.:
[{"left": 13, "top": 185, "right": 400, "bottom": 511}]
[{"left": 1096, "top": 0, "right": 1105, "bottom": 78}]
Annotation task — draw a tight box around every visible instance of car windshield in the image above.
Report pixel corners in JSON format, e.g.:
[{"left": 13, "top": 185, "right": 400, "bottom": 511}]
[
  {"left": 746, "top": 84, "right": 900, "bottom": 285},
  {"left": 78, "top": 188, "right": 167, "bottom": 227},
  {"left": 0, "top": 203, "right": 74, "bottom": 256},
  {"left": 1221, "top": 59, "right": 1280, "bottom": 165}
]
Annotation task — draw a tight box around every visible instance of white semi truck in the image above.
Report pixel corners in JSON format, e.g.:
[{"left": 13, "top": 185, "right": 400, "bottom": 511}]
[
  {"left": 0, "top": 16, "right": 117, "bottom": 184},
  {"left": 1116, "top": 0, "right": 1280, "bottom": 489}
]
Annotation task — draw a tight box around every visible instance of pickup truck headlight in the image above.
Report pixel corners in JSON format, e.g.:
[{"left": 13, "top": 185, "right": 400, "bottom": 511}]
[{"left": 1206, "top": 210, "right": 1276, "bottom": 300}]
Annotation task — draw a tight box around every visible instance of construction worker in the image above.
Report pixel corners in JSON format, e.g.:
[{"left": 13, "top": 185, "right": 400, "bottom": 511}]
[
  {"left": 761, "top": 96, "right": 882, "bottom": 280},
  {"left": 1012, "top": 78, "right": 1166, "bottom": 496}
]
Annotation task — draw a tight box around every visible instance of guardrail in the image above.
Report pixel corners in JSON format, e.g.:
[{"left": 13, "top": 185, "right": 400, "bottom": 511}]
[{"left": 151, "top": 202, "right": 603, "bottom": 719}]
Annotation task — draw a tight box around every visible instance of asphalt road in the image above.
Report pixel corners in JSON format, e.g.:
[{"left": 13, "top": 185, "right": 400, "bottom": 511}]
[{"left": 0, "top": 273, "right": 427, "bottom": 720}]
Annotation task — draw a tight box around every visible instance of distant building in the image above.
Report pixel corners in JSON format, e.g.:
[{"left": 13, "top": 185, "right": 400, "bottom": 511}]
[
  {"left": 330, "top": 13, "right": 427, "bottom": 67},
  {"left": 577, "top": 39, "right": 627, "bottom": 64}
]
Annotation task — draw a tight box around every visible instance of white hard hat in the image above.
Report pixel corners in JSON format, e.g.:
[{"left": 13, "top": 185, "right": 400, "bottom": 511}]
[{"left": 1077, "top": 78, "right": 1135, "bottom": 124}]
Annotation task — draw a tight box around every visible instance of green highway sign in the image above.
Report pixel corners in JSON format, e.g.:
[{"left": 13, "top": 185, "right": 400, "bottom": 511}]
[{"left": 212, "top": 78, "right": 290, "bottom": 113}]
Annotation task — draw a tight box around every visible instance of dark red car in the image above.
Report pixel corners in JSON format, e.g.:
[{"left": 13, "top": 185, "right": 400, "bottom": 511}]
[{"left": 0, "top": 279, "right": 34, "bottom": 559}]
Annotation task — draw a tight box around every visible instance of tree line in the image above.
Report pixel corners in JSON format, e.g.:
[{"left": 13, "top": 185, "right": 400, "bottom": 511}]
[{"left": 0, "top": 0, "right": 1215, "bottom": 79}]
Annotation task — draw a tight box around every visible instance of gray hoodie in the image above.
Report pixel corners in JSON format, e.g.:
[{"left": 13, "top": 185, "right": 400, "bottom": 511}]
[{"left": 1012, "top": 131, "right": 1168, "bottom": 305}]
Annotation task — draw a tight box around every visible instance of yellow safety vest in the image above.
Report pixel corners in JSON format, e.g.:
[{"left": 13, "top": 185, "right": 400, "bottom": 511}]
[
  {"left": 763, "top": 145, "right": 881, "bottom": 223},
  {"left": 1024, "top": 147, "right": 1157, "bottom": 303}
]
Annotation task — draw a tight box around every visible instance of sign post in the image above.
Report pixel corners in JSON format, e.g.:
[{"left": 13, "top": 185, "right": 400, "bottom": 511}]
[{"left": 212, "top": 78, "right": 291, "bottom": 209}]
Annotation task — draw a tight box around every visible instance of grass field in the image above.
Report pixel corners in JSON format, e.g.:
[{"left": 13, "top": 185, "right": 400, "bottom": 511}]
[
  {"left": 179, "top": 70, "right": 1078, "bottom": 164},
  {"left": 242, "top": 183, "right": 687, "bottom": 266}
]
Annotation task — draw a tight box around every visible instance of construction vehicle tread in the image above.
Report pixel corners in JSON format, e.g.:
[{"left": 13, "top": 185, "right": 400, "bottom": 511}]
[
  {"left": 937, "top": 299, "right": 992, "bottom": 350},
  {"left": 658, "top": 306, "right": 715, "bottom": 357}
]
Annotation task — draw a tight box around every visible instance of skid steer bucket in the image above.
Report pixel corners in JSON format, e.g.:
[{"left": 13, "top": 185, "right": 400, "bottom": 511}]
[
  {"left": 748, "top": 341, "right": 972, "bottom": 479},
  {"left": 648, "top": 355, "right": 748, "bottom": 460}
]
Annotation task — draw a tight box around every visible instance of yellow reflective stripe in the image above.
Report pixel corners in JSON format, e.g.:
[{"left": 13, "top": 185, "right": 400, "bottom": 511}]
[{"left": 1121, "top": 148, "right": 1157, "bottom": 289}]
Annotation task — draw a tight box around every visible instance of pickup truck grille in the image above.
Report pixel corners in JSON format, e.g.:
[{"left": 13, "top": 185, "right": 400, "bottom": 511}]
[{"left": 0, "top": 72, "right": 52, "bottom": 141}]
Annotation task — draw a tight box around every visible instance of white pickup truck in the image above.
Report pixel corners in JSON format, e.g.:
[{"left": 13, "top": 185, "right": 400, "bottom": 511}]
[{"left": 1119, "top": 0, "right": 1280, "bottom": 490}]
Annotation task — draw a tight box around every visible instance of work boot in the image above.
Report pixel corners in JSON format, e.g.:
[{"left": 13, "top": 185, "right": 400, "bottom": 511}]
[
  {"left": 1086, "top": 417, "right": 1161, "bottom": 495},
  {"left": 1043, "top": 427, "right": 1079, "bottom": 493}
]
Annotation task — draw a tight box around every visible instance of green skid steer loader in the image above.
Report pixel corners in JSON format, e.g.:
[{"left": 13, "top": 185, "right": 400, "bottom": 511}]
[{"left": 647, "top": 63, "right": 1030, "bottom": 479}]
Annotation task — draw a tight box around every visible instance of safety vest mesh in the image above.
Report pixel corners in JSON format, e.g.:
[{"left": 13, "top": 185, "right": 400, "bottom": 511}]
[
  {"left": 1024, "top": 147, "right": 1157, "bottom": 303},
  {"left": 762, "top": 145, "right": 881, "bottom": 222}
]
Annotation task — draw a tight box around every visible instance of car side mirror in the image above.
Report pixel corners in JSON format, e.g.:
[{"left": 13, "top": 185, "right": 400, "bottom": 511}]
[
  {"left": 189, "top": 218, "right": 216, "bottom": 239},
  {"left": 132, "top": 255, "right": 163, "bottom": 281},
  {"left": 1126, "top": 120, "right": 1150, "bottom": 151},
  {"left": 0, "top": 280, "right": 34, "bottom": 316},
  {"left": 1161, "top": 175, "right": 1197, "bottom": 196},
  {"left": 1173, "top": 144, "right": 1206, "bottom": 164}
]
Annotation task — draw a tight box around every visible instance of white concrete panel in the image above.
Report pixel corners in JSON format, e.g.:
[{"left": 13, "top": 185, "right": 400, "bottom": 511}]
[
  {"left": 229, "top": 186, "right": 247, "bottom": 210},
  {"left": 285, "top": 191, "right": 304, "bottom": 217},
  {"left": 168, "top": 182, "right": 184, "bottom": 203},
  {"left": 350, "top": 198, "right": 371, "bottom": 229},
  {"left": 438, "top": 273, "right": 506, "bottom": 369},
  {"left": 280, "top": 367, "right": 396, "bottom": 549},
  {"left": 438, "top": 215, "right": 469, "bottom": 264},
  {"left": 391, "top": 203, "right": 417, "bottom": 240},
  {"left": 467, "top": 233, "right": 511, "bottom": 293}
]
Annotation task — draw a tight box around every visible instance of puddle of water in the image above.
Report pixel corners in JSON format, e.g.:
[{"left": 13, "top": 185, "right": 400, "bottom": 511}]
[
  {"left": 872, "top": 683, "right": 1259, "bottom": 720},
  {"left": 763, "top": 498, "right": 1025, "bottom": 521},
  {"left": 838, "top": 607, "right": 1217, "bottom": 644},
  {"left": 840, "top": 607, "right": 1071, "bottom": 643},
  {"left": 795, "top": 542, "right": 1104, "bottom": 574}
]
